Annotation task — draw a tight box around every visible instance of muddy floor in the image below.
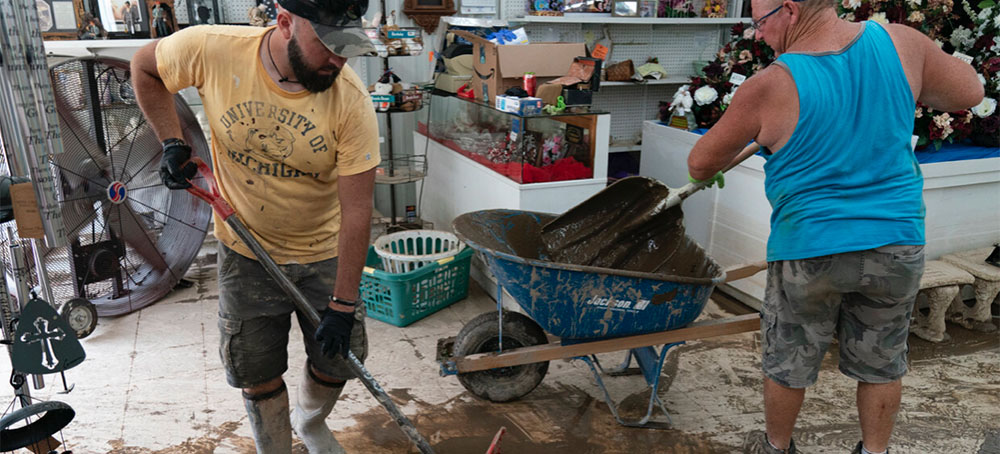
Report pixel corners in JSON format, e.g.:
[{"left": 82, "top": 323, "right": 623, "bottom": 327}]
[{"left": 3, "top": 240, "right": 998, "bottom": 454}]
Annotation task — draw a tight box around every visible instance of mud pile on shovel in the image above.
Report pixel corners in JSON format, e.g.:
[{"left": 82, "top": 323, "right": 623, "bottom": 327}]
[{"left": 539, "top": 177, "right": 713, "bottom": 279}]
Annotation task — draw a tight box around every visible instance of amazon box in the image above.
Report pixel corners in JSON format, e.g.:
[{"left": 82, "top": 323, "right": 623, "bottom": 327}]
[{"left": 451, "top": 30, "right": 586, "bottom": 105}]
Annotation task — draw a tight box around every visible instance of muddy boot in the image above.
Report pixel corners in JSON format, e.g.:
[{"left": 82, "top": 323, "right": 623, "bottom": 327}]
[
  {"left": 291, "top": 363, "right": 346, "bottom": 454},
  {"left": 743, "top": 430, "right": 798, "bottom": 454},
  {"left": 243, "top": 383, "right": 293, "bottom": 454}
]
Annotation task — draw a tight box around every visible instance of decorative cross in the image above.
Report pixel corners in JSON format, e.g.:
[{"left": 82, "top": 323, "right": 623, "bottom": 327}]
[{"left": 19, "top": 317, "right": 66, "bottom": 371}]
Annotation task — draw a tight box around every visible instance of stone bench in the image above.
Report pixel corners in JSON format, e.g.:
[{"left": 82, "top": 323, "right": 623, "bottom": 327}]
[
  {"left": 911, "top": 260, "right": 975, "bottom": 342},
  {"left": 941, "top": 247, "right": 1000, "bottom": 333}
]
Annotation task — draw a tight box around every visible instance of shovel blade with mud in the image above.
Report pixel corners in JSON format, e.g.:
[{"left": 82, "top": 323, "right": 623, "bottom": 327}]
[{"left": 540, "top": 143, "right": 760, "bottom": 270}]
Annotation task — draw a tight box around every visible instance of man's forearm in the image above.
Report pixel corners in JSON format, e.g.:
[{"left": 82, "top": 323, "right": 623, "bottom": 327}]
[
  {"left": 131, "top": 42, "right": 184, "bottom": 141},
  {"left": 332, "top": 201, "right": 373, "bottom": 306}
]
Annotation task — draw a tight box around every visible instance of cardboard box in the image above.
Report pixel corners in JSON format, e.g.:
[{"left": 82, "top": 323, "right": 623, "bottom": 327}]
[
  {"left": 495, "top": 96, "right": 543, "bottom": 115},
  {"left": 452, "top": 30, "right": 587, "bottom": 105}
]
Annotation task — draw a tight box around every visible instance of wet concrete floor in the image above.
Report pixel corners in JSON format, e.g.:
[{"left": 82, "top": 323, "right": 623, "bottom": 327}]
[{"left": 3, "top": 239, "right": 998, "bottom": 454}]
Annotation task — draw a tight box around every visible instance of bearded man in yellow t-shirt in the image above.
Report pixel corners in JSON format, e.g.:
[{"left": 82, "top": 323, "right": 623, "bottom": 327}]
[{"left": 131, "top": 0, "right": 380, "bottom": 452}]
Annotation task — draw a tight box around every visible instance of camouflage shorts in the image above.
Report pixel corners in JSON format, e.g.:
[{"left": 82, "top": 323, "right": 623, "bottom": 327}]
[
  {"left": 217, "top": 245, "right": 368, "bottom": 388},
  {"left": 762, "top": 245, "right": 924, "bottom": 388}
]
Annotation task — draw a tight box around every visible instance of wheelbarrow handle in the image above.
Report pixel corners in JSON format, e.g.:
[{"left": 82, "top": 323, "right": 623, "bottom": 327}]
[{"left": 184, "top": 157, "right": 235, "bottom": 221}]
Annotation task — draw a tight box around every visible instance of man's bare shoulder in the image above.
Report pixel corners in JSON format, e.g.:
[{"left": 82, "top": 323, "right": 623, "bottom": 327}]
[{"left": 738, "top": 64, "right": 794, "bottom": 99}]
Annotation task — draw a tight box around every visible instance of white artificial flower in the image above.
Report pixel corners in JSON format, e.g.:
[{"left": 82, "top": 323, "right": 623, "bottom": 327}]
[
  {"left": 950, "top": 26, "right": 973, "bottom": 49},
  {"left": 722, "top": 91, "right": 735, "bottom": 106},
  {"left": 671, "top": 85, "right": 695, "bottom": 116},
  {"left": 992, "top": 36, "right": 1000, "bottom": 53},
  {"left": 842, "top": 0, "right": 861, "bottom": 9},
  {"left": 908, "top": 11, "right": 925, "bottom": 22},
  {"left": 994, "top": 13, "right": 1000, "bottom": 27},
  {"left": 870, "top": 12, "right": 888, "bottom": 24},
  {"left": 971, "top": 97, "right": 997, "bottom": 118},
  {"left": 744, "top": 27, "right": 755, "bottom": 39},
  {"left": 844, "top": 12, "right": 855, "bottom": 21},
  {"left": 694, "top": 86, "right": 719, "bottom": 106},
  {"left": 979, "top": 7, "right": 992, "bottom": 21},
  {"left": 906, "top": 0, "right": 920, "bottom": 7},
  {"left": 980, "top": 74, "right": 988, "bottom": 86},
  {"left": 934, "top": 39, "right": 944, "bottom": 48},
  {"left": 915, "top": 106, "right": 923, "bottom": 118}
]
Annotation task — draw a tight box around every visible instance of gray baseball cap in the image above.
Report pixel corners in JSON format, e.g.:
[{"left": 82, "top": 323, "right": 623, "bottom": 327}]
[{"left": 278, "top": 0, "right": 377, "bottom": 58}]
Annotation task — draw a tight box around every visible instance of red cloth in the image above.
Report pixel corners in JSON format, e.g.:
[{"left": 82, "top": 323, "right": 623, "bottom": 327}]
[{"left": 417, "top": 123, "right": 594, "bottom": 183}]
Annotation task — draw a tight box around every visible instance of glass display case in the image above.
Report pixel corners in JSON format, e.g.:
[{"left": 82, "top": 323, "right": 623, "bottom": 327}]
[{"left": 419, "top": 93, "right": 608, "bottom": 184}]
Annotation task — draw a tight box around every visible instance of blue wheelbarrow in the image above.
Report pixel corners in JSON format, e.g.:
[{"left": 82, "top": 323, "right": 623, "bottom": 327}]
[{"left": 437, "top": 209, "right": 765, "bottom": 429}]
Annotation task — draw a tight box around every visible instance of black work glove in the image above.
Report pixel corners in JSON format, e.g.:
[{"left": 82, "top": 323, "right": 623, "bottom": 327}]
[
  {"left": 159, "top": 138, "right": 197, "bottom": 189},
  {"left": 315, "top": 307, "right": 356, "bottom": 359}
]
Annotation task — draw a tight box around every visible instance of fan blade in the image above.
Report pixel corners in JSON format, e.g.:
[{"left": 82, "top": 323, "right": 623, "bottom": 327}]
[{"left": 106, "top": 202, "right": 167, "bottom": 272}]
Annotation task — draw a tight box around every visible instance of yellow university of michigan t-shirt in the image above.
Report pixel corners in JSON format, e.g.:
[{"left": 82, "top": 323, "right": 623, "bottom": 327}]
[{"left": 156, "top": 25, "right": 380, "bottom": 264}]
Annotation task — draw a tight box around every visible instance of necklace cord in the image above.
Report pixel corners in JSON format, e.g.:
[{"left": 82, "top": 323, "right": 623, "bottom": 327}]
[{"left": 267, "top": 30, "right": 299, "bottom": 84}]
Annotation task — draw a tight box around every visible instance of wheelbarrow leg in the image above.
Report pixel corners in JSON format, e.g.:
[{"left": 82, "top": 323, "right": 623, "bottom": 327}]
[
  {"left": 578, "top": 342, "right": 683, "bottom": 429},
  {"left": 590, "top": 350, "right": 640, "bottom": 377}
]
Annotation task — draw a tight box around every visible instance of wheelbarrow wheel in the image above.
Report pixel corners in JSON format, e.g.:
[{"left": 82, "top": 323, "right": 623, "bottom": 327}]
[{"left": 454, "top": 310, "right": 550, "bottom": 403}]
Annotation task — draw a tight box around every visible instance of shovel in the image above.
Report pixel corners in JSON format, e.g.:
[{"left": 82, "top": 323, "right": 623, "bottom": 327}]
[
  {"left": 184, "top": 158, "right": 437, "bottom": 454},
  {"left": 541, "top": 142, "right": 761, "bottom": 269}
]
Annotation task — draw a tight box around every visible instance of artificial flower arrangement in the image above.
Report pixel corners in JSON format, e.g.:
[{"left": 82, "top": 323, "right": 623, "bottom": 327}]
[
  {"left": 664, "top": 2, "right": 998, "bottom": 150},
  {"left": 659, "top": 0, "right": 696, "bottom": 17},
  {"left": 661, "top": 23, "right": 776, "bottom": 128},
  {"left": 839, "top": 0, "right": 998, "bottom": 148}
]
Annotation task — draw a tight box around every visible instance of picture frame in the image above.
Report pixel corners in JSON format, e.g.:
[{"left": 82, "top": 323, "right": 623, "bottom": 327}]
[
  {"left": 402, "top": 0, "right": 455, "bottom": 33},
  {"left": 38, "top": 0, "right": 87, "bottom": 40},
  {"left": 96, "top": 0, "right": 147, "bottom": 35},
  {"left": 186, "top": 0, "right": 220, "bottom": 25},
  {"left": 147, "top": 0, "right": 177, "bottom": 37},
  {"left": 612, "top": 0, "right": 639, "bottom": 16}
]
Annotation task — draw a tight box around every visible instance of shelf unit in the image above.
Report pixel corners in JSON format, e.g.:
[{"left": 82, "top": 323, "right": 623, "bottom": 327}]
[
  {"left": 499, "top": 0, "right": 749, "bottom": 150},
  {"left": 513, "top": 16, "right": 750, "bottom": 25}
]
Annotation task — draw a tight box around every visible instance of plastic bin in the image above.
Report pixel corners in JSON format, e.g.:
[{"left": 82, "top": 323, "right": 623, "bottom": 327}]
[
  {"left": 360, "top": 245, "right": 473, "bottom": 327},
  {"left": 373, "top": 230, "right": 464, "bottom": 274}
]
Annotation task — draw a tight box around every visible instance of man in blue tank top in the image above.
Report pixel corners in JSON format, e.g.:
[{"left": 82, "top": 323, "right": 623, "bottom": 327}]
[{"left": 685, "top": 0, "right": 984, "bottom": 453}]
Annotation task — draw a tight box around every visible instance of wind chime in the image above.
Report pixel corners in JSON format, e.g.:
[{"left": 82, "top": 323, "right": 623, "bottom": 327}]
[{"left": 0, "top": 0, "right": 85, "bottom": 451}]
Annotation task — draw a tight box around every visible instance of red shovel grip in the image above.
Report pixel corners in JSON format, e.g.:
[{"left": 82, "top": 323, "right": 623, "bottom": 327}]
[{"left": 185, "top": 157, "right": 235, "bottom": 220}]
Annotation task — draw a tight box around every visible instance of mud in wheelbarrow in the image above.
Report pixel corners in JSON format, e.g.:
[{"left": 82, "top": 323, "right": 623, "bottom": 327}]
[{"left": 438, "top": 209, "right": 763, "bottom": 429}]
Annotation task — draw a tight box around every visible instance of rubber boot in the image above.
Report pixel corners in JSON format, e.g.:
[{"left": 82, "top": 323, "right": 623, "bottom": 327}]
[
  {"left": 291, "top": 363, "right": 347, "bottom": 454},
  {"left": 243, "top": 383, "right": 293, "bottom": 454}
]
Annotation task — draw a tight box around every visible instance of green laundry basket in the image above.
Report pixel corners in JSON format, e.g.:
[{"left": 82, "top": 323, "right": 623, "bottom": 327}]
[{"left": 359, "top": 245, "right": 473, "bottom": 327}]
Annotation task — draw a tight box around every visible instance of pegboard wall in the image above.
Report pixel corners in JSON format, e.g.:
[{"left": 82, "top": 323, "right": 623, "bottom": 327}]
[{"left": 524, "top": 21, "right": 731, "bottom": 146}]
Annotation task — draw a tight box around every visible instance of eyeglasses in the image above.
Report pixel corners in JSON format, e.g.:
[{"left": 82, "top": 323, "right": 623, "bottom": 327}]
[{"left": 750, "top": 4, "right": 784, "bottom": 32}]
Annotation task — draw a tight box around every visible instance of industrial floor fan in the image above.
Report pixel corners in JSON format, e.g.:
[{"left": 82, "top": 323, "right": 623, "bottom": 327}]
[{"left": 32, "top": 56, "right": 211, "bottom": 318}]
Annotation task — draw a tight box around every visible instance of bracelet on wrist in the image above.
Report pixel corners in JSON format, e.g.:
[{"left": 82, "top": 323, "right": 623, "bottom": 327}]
[
  {"left": 161, "top": 138, "right": 187, "bottom": 148},
  {"left": 329, "top": 296, "right": 356, "bottom": 307}
]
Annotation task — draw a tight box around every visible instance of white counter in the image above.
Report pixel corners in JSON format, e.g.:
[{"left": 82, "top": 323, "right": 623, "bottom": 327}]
[{"left": 640, "top": 120, "right": 1000, "bottom": 304}]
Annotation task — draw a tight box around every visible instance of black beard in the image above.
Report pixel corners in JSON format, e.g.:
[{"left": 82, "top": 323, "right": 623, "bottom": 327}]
[{"left": 288, "top": 36, "right": 340, "bottom": 93}]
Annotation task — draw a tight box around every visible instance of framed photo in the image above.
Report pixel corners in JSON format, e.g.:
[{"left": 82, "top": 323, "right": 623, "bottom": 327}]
[
  {"left": 186, "top": 0, "right": 220, "bottom": 25},
  {"left": 147, "top": 0, "right": 176, "bottom": 37},
  {"left": 96, "top": 0, "right": 146, "bottom": 34},
  {"left": 612, "top": 0, "right": 639, "bottom": 16},
  {"left": 38, "top": 0, "right": 87, "bottom": 40}
]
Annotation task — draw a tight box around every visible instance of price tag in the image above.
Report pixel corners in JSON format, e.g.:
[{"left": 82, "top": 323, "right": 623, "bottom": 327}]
[
  {"left": 371, "top": 94, "right": 395, "bottom": 103},
  {"left": 10, "top": 183, "right": 44, "bottom": 239},
  {"left": 953, "top": 51, "right": 973, "bottom": 64},
  {"left": 592, "top": 44, "right": 609, "bottom": 60},
  {"left": 729, "top": 72, "right": 747, "bottom": 86},
  {"left": 387, "top": 29, "right": 419, "bottom": 39}
]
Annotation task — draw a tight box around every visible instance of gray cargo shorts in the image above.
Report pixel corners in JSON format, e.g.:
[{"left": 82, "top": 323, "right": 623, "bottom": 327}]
[
  {"left": 216, "top": 245, "right": 368, "bottom": 388},
  {"left": 762, "top": 245, "right": 924, "bottom": 388}
]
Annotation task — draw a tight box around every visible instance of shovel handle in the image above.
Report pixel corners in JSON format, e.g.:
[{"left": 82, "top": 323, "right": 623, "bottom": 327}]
[
  {"left": 664, "top": 142, "right": 763, "bottom": 208},
  {"left": 184, "top": 158, "right": 235, "bottom": 220}
]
